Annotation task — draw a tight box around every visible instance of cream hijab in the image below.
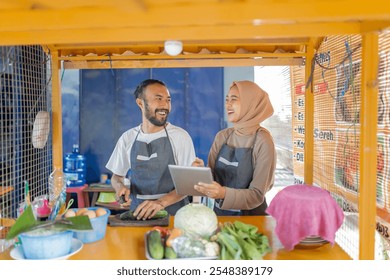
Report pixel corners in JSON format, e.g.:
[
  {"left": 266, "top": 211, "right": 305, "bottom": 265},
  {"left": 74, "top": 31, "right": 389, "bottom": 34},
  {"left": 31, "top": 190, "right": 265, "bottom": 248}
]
[{"left": 231, "top": 80, "right": 274, "bottom": 136}]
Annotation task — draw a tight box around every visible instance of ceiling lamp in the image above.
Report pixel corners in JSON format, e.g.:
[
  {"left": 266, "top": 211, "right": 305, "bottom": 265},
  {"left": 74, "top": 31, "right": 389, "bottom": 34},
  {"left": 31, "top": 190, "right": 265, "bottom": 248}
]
[{"left": 164, "top": 40, "right": 183, "bottom": 56}]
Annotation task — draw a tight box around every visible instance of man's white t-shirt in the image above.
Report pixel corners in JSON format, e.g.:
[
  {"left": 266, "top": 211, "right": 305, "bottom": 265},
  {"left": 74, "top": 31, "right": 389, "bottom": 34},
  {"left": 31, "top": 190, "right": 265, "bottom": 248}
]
[{"left": 106, "top": 123, "right": 196, "bottom": 177}]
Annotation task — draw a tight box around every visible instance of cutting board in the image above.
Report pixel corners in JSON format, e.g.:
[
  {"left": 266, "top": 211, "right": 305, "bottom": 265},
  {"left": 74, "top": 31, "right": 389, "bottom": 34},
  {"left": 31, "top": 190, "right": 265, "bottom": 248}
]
[{"left": 108, "top": 214, "right": 170, "bottom": 227}]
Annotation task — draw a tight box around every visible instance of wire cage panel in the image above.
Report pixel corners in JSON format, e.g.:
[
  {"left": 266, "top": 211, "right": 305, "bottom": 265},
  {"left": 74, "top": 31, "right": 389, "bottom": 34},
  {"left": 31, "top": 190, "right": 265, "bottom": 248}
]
[{"left": 0, "top": 46, "right": 52, "bottom": 220}]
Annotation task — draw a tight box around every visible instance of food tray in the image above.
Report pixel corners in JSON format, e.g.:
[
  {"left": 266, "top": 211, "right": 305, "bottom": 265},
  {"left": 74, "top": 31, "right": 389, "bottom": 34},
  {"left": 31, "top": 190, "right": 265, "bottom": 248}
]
[{"left": 144, "top": 230, "right": 218, "bottom": 260}]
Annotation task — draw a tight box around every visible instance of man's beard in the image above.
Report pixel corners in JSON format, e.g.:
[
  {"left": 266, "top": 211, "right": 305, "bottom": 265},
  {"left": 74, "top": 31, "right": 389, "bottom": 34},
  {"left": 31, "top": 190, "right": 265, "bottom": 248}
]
[{"left": 144, "top": 101, "right": 169, "bottom": 127}]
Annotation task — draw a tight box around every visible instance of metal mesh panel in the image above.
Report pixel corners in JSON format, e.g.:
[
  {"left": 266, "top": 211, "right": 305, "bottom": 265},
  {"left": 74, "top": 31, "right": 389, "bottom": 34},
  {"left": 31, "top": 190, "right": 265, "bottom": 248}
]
[
  {"left": 291, "top": 34, "right": 390, "bottom": 259},
  {"left": 376, "top": 30, "right": 390, "bottom": 258},
  {"left": 0, "top": 46, "right": 52, "bottom": 220},
  {"left": 313, "top": 35, "right": 361, "bottom": 259}
]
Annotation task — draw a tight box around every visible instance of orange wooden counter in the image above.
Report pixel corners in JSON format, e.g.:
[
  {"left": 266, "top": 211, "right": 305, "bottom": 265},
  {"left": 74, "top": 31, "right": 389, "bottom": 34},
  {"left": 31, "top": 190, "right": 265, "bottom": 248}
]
[{"left": 0, "top": 215, "right": 351, "bottom": 260}]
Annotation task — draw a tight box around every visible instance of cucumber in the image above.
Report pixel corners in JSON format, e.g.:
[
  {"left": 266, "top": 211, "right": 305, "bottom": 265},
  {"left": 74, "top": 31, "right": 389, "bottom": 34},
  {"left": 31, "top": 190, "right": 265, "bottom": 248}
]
[
  {"left": 119, "top": 210, "right": 136, "bottom": 220},
  {"left": 152, "top": 210, "right": 168, "bottom": 219},
  {"left": 119, "top": 210, "right": 168, "bottom": 221},
  {"left": 148, "top": 230, "right": 164, "bottom": 259},
  {"left": 164, "top": 246, "right": 177, "bottom": 259}
]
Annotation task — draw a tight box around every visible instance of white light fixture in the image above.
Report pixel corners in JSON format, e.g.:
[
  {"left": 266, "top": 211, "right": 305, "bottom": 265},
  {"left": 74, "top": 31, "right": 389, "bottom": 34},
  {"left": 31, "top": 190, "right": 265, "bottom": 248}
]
[{"left": 164, "top": 40, "right": 183, "bottom": 56}]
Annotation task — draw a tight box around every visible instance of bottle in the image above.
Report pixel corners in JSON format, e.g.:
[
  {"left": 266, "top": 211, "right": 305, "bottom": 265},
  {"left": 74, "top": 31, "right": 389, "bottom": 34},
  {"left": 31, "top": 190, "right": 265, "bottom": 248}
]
[
  {"left": 63, "top": 144, "right": 87, "bottom": 187},
  {"left": 48, "top": 168, "right": 67, "bottom": 220},
  {"left": 48, "top": 168, "right": 66, "bottom": 206}
]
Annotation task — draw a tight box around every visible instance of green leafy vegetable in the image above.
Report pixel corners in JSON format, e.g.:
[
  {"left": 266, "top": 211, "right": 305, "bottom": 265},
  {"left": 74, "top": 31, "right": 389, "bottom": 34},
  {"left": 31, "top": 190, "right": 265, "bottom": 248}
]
[{"left": 216, "top": 221, "right": 271, "bottom": 260}]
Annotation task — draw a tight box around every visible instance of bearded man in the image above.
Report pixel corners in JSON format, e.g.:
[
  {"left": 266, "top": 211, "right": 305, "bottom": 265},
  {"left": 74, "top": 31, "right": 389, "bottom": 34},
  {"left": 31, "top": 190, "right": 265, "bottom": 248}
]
[{"left": 106, "top": 79, "right": 196, "bottom": 219}]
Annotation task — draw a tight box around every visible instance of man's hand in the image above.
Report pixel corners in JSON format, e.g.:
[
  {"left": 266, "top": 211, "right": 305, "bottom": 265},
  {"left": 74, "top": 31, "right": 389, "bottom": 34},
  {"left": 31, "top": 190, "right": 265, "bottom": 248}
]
[
  {"left": 111, "top": 174, "right": 131, "bottom": 207},
  {"left": 117, "top": 187, "right": 131, "bottom": 207},
  {"left": 133, "top": 200, "right": 165, "bottom": 220}
]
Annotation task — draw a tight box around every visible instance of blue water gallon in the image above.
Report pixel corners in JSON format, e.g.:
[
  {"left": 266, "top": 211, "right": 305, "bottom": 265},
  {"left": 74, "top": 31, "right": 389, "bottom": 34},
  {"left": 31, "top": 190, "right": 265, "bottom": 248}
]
[{"left": 63, "top": 144, "right": 86, "bottom": 187}]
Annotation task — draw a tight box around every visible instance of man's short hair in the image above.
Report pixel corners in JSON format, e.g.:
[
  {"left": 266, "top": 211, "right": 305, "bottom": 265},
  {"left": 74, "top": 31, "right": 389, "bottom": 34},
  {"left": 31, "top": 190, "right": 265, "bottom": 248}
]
[{"left": 133, "top": 79, "right": 166, "bottom": 99}]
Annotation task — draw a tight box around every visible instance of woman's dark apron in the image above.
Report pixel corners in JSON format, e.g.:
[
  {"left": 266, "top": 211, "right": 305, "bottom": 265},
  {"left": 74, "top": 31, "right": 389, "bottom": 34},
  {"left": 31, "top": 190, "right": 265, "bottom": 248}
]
[
  {"left": 129, "top": 127, "right": 188, "bottom": 215},
  {"left": 213, "top": 130, "right": 267, "bottom": 216}
]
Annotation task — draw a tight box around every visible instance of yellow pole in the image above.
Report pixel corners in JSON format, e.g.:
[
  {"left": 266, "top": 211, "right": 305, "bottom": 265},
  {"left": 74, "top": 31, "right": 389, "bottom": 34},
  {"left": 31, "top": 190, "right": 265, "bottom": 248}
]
[
  {"left": 51, "top": 50, "right": 63, "bottom": 169},
  {"left": 359, "top": 32, "right": 378, "bottom": 260},
  {"left": 304, "top": 40, "right": 315, "bottom": 185}
]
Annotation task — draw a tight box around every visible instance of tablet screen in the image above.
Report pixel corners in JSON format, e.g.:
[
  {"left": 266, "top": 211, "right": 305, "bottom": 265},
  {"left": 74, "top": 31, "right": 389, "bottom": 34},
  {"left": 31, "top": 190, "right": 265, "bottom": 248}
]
[{"left": 168, "top": 165, "right": 213, "bottom": 196}]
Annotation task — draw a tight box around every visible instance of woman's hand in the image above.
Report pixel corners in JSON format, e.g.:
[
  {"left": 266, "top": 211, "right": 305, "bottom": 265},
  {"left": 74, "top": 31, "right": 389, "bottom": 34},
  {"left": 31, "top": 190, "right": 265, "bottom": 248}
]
[
  {"left": 194, "top": 181, "right": 226, "bottom": 199},
  {"left": 191, "top": 157, "right": 205, "bottom": 167}
]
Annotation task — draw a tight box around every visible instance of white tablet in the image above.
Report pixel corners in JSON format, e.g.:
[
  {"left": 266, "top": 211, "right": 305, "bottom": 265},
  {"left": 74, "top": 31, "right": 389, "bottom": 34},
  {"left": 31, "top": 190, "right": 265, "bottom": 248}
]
[{"left": 168, "top": 165, "right": 213, "bottom": 196}]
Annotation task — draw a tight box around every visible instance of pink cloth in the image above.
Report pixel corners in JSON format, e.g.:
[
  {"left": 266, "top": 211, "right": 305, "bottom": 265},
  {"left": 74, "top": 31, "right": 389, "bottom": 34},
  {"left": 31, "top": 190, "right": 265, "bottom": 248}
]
[{"left": 266, "top": 184, "right": 344, "bottom": 250}]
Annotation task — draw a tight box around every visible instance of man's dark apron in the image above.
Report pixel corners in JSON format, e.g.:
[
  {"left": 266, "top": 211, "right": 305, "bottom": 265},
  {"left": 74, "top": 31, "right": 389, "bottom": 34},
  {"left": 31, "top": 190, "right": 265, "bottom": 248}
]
[
  {"left": 214, "top": 130, "right": 267, "bottom": 216},
  {"left": 129, "top": 127, "right": 188, "bottom": 215}
]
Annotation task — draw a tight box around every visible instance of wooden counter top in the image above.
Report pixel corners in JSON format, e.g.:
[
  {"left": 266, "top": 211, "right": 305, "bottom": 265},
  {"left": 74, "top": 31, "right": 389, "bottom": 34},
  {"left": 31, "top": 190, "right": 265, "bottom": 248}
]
[{"left": 0, "top": 215, "right": 351, "bottom": 260}]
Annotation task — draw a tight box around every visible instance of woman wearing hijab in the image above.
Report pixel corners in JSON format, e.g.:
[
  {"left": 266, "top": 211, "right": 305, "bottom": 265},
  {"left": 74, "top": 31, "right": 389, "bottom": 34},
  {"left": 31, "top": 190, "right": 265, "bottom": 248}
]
[{"left": 193, "top": 80, "right": 276, "bottom": 215}]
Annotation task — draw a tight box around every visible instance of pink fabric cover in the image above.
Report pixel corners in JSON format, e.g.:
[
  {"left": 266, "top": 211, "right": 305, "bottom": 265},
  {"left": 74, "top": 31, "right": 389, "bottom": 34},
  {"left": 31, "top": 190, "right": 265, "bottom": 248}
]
[{"left": 266, "top": 184, "right": 344, "bottom": 251}]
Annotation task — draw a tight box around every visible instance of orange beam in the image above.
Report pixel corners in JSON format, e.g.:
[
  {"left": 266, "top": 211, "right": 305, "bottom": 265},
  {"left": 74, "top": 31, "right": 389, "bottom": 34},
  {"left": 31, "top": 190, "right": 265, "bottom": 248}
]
[{"left": 359, "top": 32, "right": 378, "bottom": 260}]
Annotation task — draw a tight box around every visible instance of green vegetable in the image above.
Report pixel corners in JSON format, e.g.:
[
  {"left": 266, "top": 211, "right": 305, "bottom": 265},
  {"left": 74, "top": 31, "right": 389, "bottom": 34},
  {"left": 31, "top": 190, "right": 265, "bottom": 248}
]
[
  {"left": 148, "top": 230, "right": 164, "bottom": 259},
  {"left": 164, "top": 246, "right": 177, "bottom": 259},
  {"left": 119, "top": 210, "right": 168, "bottom": 220},
  {"left": 174, "top": 203, "right": 218, "bottom": 239},
  {"left": 216, "top": 221, "right": 271, "bottom": 260},
  {"left": 217, "top": 232, "right": 242, "bottom": 260},
  {"left": 153, "top": 210, "right": 168, "bottom": 219}
]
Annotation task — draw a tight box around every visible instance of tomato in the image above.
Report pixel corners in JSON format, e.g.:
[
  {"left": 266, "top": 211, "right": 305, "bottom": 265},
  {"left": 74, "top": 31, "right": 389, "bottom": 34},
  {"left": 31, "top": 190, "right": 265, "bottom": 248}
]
[{"left": 152, "top": 226, "right": 171, "bottom": 237}]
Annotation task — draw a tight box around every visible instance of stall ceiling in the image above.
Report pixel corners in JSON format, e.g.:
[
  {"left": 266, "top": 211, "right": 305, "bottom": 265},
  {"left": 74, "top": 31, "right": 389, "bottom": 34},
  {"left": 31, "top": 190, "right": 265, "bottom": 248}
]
[{"left": 1, "top": 0, "right": 390, "bottom": 68}]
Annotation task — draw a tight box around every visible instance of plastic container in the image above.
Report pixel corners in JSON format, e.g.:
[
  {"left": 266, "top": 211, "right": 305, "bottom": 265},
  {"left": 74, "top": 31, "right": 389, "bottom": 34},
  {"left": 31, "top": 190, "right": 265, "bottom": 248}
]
[
  {"left": 73, "top": 207, "right": 110, "bottom": 243},
  {"left": 64, "top": 144, "right": 87, "bottom": 187},
  {"left": 19, "top": 229, "right": 73, "bottom": 259},
  {"left": 48, "top": 168, "right": 67, "bottom": 219}
]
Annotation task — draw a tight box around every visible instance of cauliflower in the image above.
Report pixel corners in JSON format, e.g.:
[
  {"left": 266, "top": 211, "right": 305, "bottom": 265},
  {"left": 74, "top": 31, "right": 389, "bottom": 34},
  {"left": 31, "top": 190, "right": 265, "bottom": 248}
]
[
  {"left": 201, "top": 239, "right": 220, "bottom": 257},
  {"left": 171, "top": 233, "right": 220, "bottom": 258}
]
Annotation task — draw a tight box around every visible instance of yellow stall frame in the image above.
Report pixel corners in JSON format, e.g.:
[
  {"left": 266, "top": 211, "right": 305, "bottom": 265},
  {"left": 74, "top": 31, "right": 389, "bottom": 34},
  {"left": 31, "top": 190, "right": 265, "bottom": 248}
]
[{"left": 1, "top": 0, "right": 389, "bottom": 259}]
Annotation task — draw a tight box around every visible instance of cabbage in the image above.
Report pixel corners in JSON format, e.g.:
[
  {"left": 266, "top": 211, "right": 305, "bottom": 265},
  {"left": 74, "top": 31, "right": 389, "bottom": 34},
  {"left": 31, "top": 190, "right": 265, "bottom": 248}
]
[{"left": 174, "top": 203, "right": 218, "bottom": 239}]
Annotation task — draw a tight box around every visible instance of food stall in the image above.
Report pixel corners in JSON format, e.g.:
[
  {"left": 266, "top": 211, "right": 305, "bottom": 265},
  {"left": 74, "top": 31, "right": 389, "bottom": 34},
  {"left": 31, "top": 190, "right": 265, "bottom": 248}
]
[{"left": 1, "top": 0, "right": 390, "bottom": 260}]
